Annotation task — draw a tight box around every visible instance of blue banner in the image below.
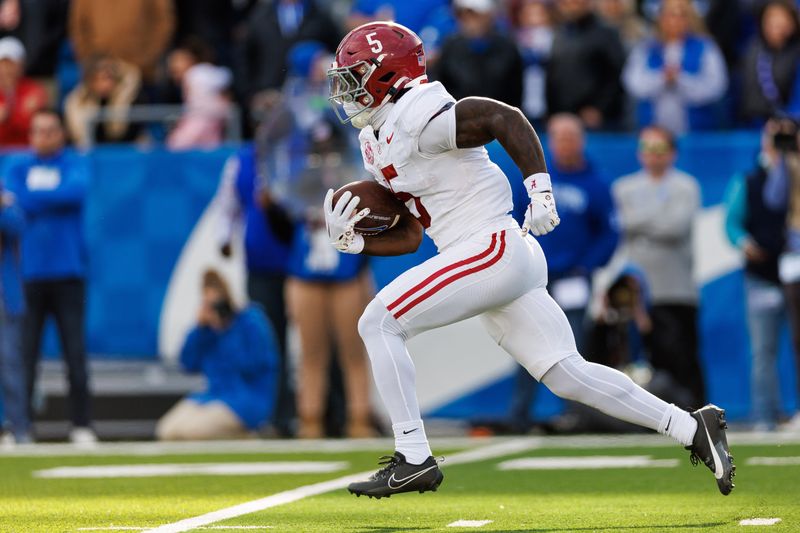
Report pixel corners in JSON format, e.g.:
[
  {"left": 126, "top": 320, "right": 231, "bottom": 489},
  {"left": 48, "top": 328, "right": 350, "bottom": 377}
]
[
  {"left": 11, "top": 132, "right": 794, "bottom": 421},
  {"left": 83, "top": 146, "right": 235, "bottom": 356}
]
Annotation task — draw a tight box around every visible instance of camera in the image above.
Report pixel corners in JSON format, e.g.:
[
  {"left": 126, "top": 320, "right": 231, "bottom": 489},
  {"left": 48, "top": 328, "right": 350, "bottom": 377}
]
[
  {"left": 772, "top": 116, "right": 799, "bottom": 152},
  {"left": 212, "top": 299, "right": 234, "bottom": 323}
]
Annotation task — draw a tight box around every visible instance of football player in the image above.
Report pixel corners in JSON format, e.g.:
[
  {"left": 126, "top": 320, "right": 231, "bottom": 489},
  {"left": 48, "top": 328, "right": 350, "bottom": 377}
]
[{"left": 324, "top": 22, "right": 734, "bottom": 498}]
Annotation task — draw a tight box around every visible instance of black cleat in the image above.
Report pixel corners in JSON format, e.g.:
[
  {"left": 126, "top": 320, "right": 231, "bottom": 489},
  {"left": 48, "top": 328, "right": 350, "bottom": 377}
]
[
  {"left": 348, "top": 452, "right": 443, "bottom": 498},
  {"left": 686, "top": 404, "right": 735, "bottom": 495}
]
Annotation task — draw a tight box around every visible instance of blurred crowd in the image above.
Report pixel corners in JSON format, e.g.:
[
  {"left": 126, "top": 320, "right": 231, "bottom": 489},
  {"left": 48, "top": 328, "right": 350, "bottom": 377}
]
[
  {"left": 1, "top": 0, "right": 800, "bottom": 444},
  {"left": 0, "top": 0, "right": 795, "bottom": 151}
]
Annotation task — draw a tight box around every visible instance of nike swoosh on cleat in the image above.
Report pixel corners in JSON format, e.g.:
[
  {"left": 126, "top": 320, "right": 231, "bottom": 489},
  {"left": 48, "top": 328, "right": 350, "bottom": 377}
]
[
  {"left": 387, "top": 465, "right": 438, "bottom": 490},
  {"left": 703, "top": 419, "right": 725, "bottom": 480},
  {"left": 402, "top": 428, "right": 418, "bottom": 435}
]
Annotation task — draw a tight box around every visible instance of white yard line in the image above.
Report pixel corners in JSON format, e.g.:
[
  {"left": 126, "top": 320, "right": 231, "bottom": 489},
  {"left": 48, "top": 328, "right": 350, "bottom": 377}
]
[
  {"left": 746, "top": 456, "right": 800, "bottom": 466},
  {"left": 78, "top": 527, "right": 273, "bottom": 531},
  {"left": 442, "top": 437, "right": 545, "bottom": 466},
  {"left": 36, "top": 461, "right": 348, "bottom": 479},
  {"left": 142, "top": 472, "right": 371, "bottom": 533},
  {"left": 143, "top": 439, "right": 541, "bottom": 533}
]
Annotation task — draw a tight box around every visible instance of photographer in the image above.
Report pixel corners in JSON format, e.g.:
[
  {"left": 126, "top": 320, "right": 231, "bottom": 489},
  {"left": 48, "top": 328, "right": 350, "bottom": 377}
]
[
  {"left": 756, "top": 116, "right": 800, "bottom": 431},
  {"left": 155, "top": 269, "right": 279, "bottom": 440},
  {"left": 589, "top": 265, "right": 653, "bottom": 371}
]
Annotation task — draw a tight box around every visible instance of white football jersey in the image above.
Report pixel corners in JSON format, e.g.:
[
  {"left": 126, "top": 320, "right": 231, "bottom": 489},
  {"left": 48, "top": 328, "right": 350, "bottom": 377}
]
[{"left": 357, "top": 82, "right": 516, "bottom": 251}]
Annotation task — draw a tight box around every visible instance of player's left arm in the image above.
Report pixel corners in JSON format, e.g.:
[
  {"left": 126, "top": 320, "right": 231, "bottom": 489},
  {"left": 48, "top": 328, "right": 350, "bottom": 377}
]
[
  {"left": 452, "top": 97, "right": 560, "bottom": 235},
  {"left": 324, "top": 188, "right": 423, "bottom": 257},
  {"left": 362, "top": 212, "right": 424, "bottom": 256}
]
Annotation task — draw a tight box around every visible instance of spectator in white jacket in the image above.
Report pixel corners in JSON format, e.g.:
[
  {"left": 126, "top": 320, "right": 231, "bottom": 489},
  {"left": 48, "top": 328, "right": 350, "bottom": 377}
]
[
  {"left": 622, "top": 0, "right": 727, "bottom": 134},
  {"left": 167, "top": 39, "right": 232, "bottom": 150}
]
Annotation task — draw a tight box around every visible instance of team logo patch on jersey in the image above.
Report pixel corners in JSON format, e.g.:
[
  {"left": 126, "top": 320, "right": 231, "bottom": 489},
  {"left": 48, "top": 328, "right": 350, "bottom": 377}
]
[{"left": 364, "top": 142, "right": 374, "bottom": 165}]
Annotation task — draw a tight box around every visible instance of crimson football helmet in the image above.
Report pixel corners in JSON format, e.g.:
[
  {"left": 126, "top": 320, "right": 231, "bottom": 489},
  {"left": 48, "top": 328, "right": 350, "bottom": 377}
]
[{"left": 328, "top": 21, "right": 427, "bottom": 126}]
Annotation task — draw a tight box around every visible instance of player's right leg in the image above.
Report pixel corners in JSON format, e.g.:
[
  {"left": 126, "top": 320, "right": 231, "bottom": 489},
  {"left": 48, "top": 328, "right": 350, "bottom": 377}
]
[
  {"left": 350, "top": 229, "right": 539, "bottom": 498},
  {"left": 481, "top": 283, "right": 735, "bottom": 495}
]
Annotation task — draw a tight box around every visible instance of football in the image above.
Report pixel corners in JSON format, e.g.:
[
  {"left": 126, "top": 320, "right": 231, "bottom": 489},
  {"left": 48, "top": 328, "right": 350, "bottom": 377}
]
[{"left": 332, "top": 180, "right": 409, "bottom": 236}]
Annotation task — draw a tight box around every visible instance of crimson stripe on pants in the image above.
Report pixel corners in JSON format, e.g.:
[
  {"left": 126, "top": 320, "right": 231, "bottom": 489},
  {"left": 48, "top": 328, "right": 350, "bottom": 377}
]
[
  {"left": 393, "top": 231, "right": 507, "bottom": 320},
  {"left": 386, "top": 232, "right": 499, "bottom": 312}
]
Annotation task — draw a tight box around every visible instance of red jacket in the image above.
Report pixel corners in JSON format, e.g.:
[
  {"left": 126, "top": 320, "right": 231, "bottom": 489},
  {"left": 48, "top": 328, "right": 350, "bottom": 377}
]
[{"left": 0, "top": 79, "right": 47, "bottom": 146}]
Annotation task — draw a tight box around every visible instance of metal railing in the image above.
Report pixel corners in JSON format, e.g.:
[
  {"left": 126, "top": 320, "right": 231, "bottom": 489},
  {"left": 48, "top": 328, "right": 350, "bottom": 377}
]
[{"left": 84, "top": 104, "right": 243, "bottom": 147}]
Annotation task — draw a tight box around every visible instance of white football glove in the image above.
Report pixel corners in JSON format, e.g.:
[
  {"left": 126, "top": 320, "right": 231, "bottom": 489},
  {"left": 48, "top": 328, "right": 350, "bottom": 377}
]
[
  {"left": 324, "top": 188, "right": 370, "bottom": 254},
  {"left": 522, "top": 173, "right": 560, "bottom": 236}
]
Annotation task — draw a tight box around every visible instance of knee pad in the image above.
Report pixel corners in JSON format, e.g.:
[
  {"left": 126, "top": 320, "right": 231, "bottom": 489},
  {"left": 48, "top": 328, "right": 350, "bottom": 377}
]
[
  {"left": 358, "top": 298, "right": 406, "bottom": 341},
  {"left": 358, "top": 298, "right": 388, "bottom": 340}
]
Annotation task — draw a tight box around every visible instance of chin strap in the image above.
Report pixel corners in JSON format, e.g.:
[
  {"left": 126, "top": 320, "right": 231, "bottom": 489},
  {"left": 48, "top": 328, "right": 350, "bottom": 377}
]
[{"left": 364, "top": 75, "right": 429, "bottom": 129}]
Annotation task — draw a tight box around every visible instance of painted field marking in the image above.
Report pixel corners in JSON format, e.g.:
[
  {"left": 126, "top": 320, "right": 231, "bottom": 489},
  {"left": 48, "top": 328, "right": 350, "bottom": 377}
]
[
  {"left": 739, "top": 518, "right": 782, "bottom": 526},
  {"left": 78, "top": 527, "right": 273, "bottom": 531},
  {"left": 143, "top": 439, "right": 541, "bottom": 533},
  {"left": 36, "top": 462, "right": 347, "bottom": 479},
  {"left": 746, "top": 456, "right": 800, "bottom": 466},
  {"left": 498, "top": 455, "right": 679, "bottom": 470},
  {"left": 447, "top": 520, "right": 493, "bottom": 528}
]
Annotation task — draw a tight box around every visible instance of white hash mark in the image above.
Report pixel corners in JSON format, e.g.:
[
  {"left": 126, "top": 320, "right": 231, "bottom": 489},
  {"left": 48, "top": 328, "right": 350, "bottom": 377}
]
[
  {"left": 739, "top": 518, "right": 782, "bottom": 526},
  {"left": 447, "top": 520, "right": 493, "bottom": 528}
]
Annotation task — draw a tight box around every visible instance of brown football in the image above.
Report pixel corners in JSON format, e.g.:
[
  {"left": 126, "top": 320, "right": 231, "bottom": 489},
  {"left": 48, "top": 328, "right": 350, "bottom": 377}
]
[{"left": 332, "top": 180, "right": 409, "bottom": 236}]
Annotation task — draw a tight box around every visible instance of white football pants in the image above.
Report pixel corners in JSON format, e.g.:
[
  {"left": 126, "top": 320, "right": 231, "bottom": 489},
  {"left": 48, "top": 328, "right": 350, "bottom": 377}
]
[{"left": 358, "top": 228, "right": 688, "bottom": 442}]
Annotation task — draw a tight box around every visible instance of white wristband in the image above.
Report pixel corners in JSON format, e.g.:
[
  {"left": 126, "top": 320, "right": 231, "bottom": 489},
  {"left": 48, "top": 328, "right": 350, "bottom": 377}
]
[{"left": 523, "top": 173, "right": 552, "bottom": 195}]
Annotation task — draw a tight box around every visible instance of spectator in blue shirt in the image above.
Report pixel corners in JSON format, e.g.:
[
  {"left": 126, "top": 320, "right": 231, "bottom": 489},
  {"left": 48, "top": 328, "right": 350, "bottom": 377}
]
[
  {"left": 509, "top": 113, "right": 618, "bottom": 433},
  {"left": 156, "top": 269, "right": 279, "bottom": 440},
  {"left": 538, "top": 113, "right": 619, "bottom": 347},
  {"left": 4, "top": 109, "right": 95, "bottom": 445},
  {"left": 0, "top": 185, "right": 28, "bottom": 444}
]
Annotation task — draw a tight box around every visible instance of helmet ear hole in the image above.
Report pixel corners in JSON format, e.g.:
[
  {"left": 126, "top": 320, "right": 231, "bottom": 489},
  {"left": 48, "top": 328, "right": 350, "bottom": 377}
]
[{"left": 378, "top": 71, "right": 396, "bottom": 83}]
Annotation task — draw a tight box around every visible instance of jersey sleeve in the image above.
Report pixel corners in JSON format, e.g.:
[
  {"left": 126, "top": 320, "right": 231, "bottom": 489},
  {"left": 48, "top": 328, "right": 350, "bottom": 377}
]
[
  {"left": 418, "top": 103, "right": 457, "bottom": 157},
  {"left": 394, "top": 82, "right": 456, "bottom": 160}
]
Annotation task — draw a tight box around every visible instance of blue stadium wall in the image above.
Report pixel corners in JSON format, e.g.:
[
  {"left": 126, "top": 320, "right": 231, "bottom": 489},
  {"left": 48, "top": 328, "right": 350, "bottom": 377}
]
[{"left": 20, "top": 133, "right": 798, "bottom": 422}]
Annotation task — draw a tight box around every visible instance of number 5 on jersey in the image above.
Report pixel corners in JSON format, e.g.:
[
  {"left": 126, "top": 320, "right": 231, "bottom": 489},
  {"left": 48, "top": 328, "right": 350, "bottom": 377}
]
[{"left": 381, "top": 163, "right": 431, "bottom": 228}]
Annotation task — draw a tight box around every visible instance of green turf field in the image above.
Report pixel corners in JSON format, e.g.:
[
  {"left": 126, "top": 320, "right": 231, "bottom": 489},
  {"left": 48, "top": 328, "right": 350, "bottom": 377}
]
[{"left": 0, "top": 434, "right": 798, "bottom": 532}]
